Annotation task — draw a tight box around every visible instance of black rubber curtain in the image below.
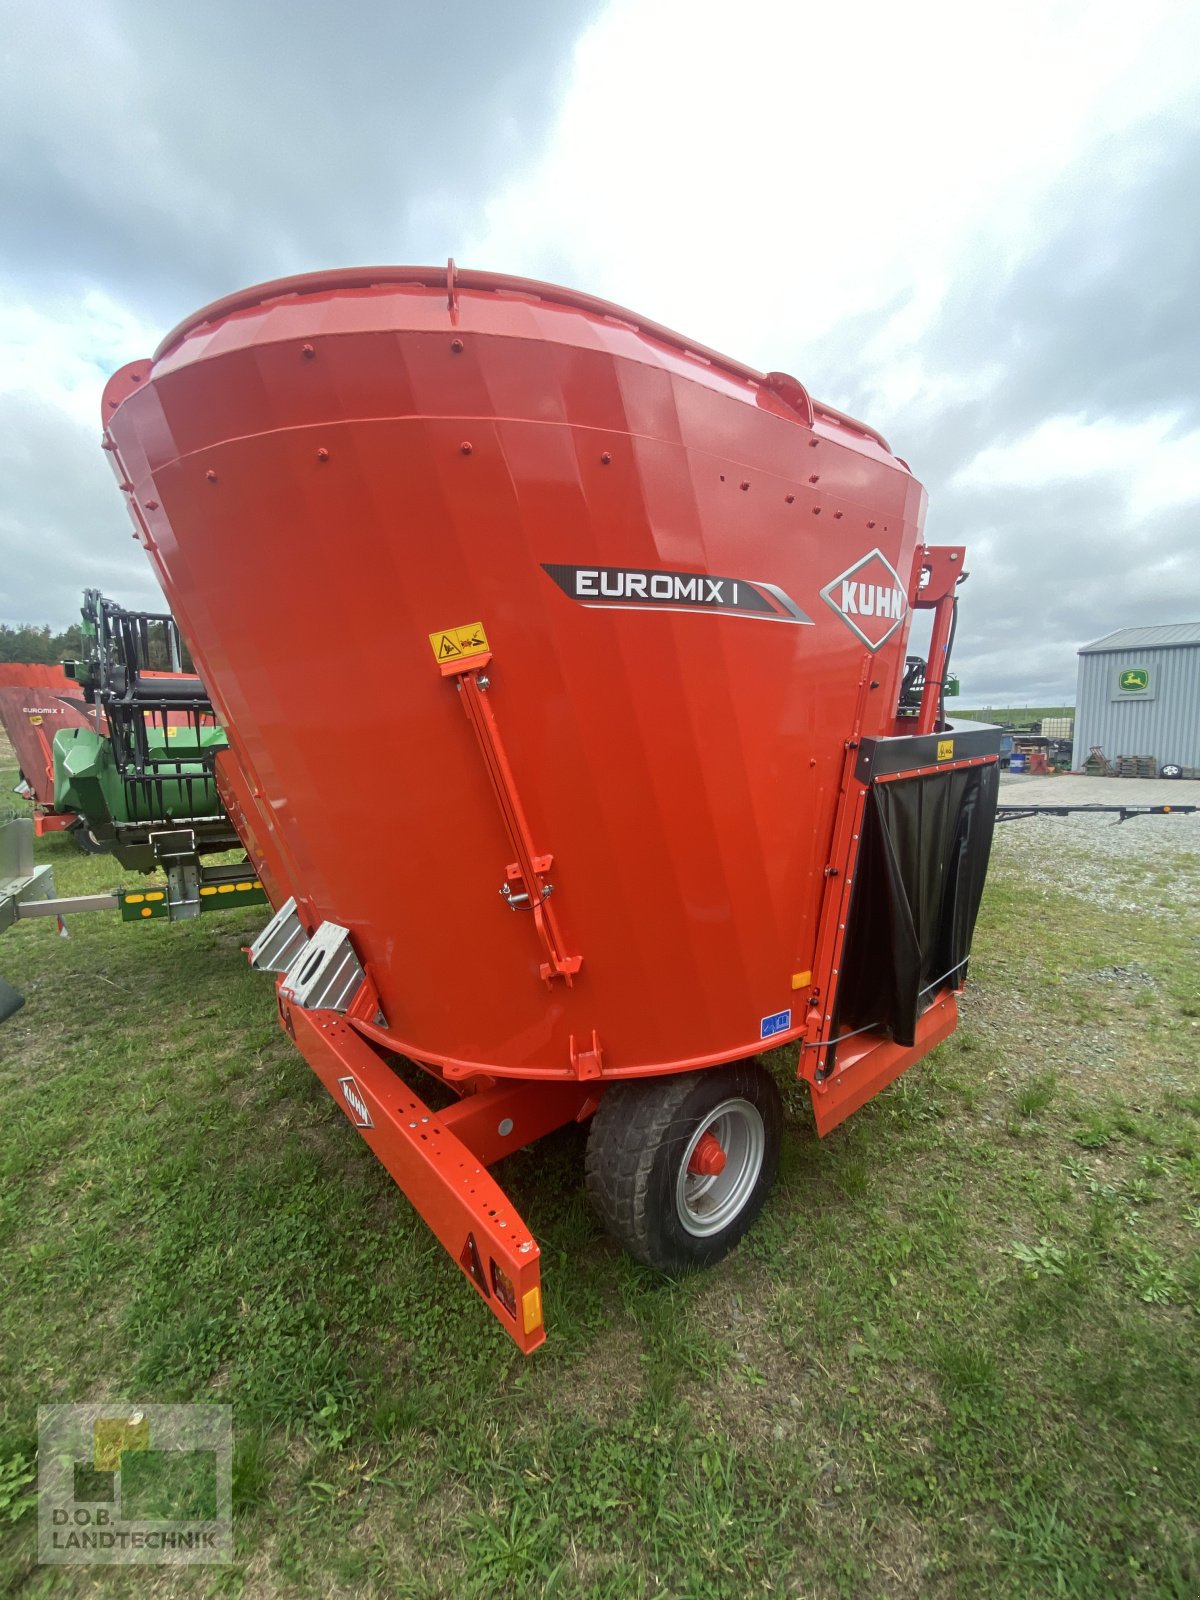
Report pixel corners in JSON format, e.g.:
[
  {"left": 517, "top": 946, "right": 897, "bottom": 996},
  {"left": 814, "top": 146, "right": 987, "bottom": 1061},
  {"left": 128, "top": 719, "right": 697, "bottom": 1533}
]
[{"left": 832, "top": 762, "right": 999, "bottom": 1050}]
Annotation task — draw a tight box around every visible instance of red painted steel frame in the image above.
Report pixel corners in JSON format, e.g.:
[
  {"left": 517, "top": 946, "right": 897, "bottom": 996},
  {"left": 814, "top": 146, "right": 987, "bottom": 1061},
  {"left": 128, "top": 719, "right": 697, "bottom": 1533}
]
[
  {"left": 914, "top": 546, "right": 965, "bottom": 737},
  {"left": 798, "top": 748, "right": 995, "bottom": 1133},
  {"left": 809, "top": 995, "right": 959, "bottom": 1137},
  {"left": 281, "top": 993, "right": 597, "bottom": 1351},
  {"left": 792, "top": 549, "right": 987, "bottom": 1130},
  {"left": 33, "top": 812, "right": 74, "bottom": 836}
]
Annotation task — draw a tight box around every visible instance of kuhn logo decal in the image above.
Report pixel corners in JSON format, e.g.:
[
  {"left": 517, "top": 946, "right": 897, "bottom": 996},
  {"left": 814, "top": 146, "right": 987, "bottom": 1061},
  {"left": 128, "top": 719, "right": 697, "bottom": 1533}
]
[
  {"left": 337, "top": 1075, "right": 373, "bottom": 1129},
  {"left": 819, "top": 549, "right": 908, "bottom": 650},
  {"left": 542, "top": 564, "right": 812, "bottom": 624}
]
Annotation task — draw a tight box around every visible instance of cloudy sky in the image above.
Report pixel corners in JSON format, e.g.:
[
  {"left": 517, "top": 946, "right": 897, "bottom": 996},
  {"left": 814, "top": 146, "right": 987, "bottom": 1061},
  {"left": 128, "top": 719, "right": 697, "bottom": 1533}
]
[{"left": 2, "top": 0, "right": 1197, "bottom": 703}]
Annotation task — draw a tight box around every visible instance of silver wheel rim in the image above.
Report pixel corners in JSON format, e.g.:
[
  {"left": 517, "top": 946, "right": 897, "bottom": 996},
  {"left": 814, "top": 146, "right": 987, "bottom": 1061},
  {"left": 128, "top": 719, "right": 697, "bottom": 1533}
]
[{"left": 674, "top": 1098, "right": 766, "bottom": 1238}]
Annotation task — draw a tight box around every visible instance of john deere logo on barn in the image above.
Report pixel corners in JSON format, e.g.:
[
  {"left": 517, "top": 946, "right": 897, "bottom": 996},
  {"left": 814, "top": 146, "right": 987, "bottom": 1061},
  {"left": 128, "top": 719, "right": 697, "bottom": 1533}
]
[
  {"left": 819, "top": 548, "right": 909, "bottom": 651},
  {"left": 1118, "top": 667, "right": 1150, "bottom": 693}
]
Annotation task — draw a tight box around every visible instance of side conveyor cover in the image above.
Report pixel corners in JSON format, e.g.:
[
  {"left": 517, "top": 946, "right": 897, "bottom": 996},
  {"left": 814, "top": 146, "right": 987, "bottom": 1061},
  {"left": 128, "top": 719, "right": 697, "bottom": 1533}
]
[{"left": 834, "top": 763, "right": 999, "bottom": 1048}]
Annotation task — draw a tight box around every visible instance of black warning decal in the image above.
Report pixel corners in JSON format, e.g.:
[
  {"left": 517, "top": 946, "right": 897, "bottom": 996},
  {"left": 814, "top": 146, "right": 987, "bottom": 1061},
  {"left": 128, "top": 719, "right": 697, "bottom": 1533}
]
[{"left": 541, "top": 564, "right": 812, "bottom": 624}]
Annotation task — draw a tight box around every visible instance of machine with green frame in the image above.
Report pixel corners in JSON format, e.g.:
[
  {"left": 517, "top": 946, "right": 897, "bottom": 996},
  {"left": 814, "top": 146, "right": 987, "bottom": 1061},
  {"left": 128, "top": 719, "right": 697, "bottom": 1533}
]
[
  {"left": 1, "top": 591, "right": 269, "bottom": 1018},
  {"left": 52, "top": 589, "right": 267, "bottom": 917}
]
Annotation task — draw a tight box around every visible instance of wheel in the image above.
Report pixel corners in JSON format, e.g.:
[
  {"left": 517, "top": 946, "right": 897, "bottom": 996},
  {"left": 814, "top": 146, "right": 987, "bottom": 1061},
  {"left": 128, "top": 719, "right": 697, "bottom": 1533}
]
[
  {"left": 70, "top": 819, "right": 107, "bottom": 855},
  {"left": 1160, "top": 764, "right": 1182, "bottom": 780},
  {"left": 585, "top": 1061, "right": 782, "bottom": 1272}
]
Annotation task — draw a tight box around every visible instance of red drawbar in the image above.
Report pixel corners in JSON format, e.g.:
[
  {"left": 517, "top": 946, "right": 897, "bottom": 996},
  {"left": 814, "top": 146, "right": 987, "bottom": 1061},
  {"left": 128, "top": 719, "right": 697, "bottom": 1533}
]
[{"left": 281, "top": 995, "right": 596, "bottom": 1352}]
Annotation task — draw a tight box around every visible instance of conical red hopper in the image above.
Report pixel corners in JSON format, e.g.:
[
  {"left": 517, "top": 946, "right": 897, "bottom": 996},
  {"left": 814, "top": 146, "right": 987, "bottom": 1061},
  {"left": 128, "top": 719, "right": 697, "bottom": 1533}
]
[
  {"left": 101, "top": 266, "right": 933, "bottom": 1082},
  {"left": 101, "top": 267, "right": 1002, "bottom": 1350}
]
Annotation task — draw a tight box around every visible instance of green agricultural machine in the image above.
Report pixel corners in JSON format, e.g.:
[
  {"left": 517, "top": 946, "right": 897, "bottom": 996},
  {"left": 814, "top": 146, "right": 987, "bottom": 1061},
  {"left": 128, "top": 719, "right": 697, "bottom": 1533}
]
[
  {"left": 56, "top": 589, "right": 244, "bottom": 873},
  {"left": 54, "top": 717, "right": 230, "bottom": 862},
  {"left": 1, "top": 592, "right": 268, "bottom": 1019}
]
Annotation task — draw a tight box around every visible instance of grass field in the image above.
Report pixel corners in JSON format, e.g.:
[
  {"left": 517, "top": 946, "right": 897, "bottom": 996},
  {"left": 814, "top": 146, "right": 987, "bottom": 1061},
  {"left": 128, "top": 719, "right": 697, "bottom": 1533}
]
[
  {"left": 1, "top": 744, "right": 1198, "bottom": 1598},
  {"left": 955, "top": 706, "right": 1074, "bottom": 725}
]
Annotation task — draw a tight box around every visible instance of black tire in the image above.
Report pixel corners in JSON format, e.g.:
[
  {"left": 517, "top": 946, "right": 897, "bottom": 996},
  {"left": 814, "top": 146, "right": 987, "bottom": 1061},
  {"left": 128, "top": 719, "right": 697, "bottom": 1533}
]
[
  {"left": 585, "top": 1061, "right": 782, "bottom": 1272},
  {"left": 70, "top": 820, "right": 107, "bottom": 855},
  {"left": 1160, "top": 764, "right": 1183, "bottom": 780}
]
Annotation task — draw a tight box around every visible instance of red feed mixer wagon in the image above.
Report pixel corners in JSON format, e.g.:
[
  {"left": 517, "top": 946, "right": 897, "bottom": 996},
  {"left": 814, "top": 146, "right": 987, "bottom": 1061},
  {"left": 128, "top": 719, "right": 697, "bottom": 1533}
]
[{"left": 101, "top": 265, "right": 999, "bottom": 1352}]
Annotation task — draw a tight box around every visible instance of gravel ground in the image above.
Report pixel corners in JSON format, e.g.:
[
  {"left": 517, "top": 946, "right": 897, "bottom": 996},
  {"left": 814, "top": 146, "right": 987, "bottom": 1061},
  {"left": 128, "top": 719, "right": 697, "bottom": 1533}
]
[{"left": 989, "top": 806, "right": 1200, "bottom": 917}]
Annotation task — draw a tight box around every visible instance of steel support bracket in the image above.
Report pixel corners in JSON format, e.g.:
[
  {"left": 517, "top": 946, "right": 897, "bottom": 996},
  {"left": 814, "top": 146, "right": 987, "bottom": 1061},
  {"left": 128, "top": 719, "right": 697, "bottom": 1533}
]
[
  {"left": 0, "top": 819, "right": 56, "bottom": 934},
  {"left": 279, "top": 995, "right": 548, "bottom": 1353},
  {"left": 568, "top": 1029, "right": 604, "bottom": 1080},
  {"left": 807, "top": 995, "right": 959, "bottom": 1136},
  {"left": 447, "top": 660, "right": 582, "bottom": 985}
]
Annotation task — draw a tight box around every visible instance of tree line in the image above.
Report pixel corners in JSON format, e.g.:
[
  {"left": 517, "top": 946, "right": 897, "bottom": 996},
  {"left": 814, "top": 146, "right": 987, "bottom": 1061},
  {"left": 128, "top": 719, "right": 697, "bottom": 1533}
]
[
  {"left": 0, "top": 619, "right": 190, "bottom": 672},
  {"left": 0, "top": 622, "right": 84, "bottom": 665}
]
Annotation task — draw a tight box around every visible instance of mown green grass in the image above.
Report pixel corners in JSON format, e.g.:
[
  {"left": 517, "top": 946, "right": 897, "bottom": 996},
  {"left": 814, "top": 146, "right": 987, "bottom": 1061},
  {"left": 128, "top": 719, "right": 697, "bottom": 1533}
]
[{"left": 0, "top": 758, "right": 1197, "bottom": 1597}]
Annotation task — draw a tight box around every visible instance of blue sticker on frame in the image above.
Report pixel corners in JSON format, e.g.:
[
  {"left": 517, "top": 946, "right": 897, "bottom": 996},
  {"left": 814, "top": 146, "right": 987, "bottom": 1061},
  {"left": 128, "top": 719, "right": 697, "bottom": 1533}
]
[{"left": 760, "top": 1008, "right": 791, "bottom": 1040}]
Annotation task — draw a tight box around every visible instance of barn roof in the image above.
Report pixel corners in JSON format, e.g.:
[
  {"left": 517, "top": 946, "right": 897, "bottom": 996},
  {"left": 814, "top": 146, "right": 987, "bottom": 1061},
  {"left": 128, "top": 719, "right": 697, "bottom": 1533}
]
[{"left": 1078, "top": 622, "right": 1200, "bottom": 654}]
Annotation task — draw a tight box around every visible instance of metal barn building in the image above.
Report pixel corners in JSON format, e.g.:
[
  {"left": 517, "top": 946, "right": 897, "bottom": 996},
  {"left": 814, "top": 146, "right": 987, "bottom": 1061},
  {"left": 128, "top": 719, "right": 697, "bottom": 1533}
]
[{"left": 1074, "top": 623, "right": 1200, "bottom": 774}]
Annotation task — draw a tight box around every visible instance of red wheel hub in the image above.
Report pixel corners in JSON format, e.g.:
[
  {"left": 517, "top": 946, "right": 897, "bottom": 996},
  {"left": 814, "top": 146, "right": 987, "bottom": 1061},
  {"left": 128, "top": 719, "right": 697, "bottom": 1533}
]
[{"left": 688, "top": 1129, "right": 727, "bottom": 1177}]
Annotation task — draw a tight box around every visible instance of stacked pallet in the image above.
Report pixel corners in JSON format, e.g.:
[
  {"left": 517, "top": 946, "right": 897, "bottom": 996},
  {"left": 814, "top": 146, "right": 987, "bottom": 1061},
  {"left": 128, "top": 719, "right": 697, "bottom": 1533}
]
[
  {"left": 1084, "top": 746, "right": 1114, "bottom": 776},
  {"left": 1116, "top": 755, "right": 1157, "bottom": 778}
]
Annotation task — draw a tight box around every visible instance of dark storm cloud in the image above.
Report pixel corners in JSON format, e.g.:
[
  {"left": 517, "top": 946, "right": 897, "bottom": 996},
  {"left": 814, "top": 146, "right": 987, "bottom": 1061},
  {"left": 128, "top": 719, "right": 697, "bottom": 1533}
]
[
  {"left": 1, "top": 0, "right": 603, "bottom": 320},
  {"left": 0, "top": 0, "right": 602, "bottom": 627},
  {"left": 2, "top": 13, "right": 1197, "bottom": 706},
  {"left": 799, "top": 115, "right": 1200, "bottom": 703}
]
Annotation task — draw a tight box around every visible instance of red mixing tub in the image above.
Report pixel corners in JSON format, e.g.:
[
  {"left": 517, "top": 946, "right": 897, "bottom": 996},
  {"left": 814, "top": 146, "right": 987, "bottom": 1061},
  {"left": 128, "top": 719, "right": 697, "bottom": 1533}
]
[{"left": 102, "top": 266, "right": 998, "bottom": 1350}]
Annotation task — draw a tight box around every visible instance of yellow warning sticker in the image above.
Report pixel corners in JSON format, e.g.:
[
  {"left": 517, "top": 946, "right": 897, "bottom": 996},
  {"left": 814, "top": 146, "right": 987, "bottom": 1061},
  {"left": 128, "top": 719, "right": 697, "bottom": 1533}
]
[
  {"left": 28, "top": 715, "right": 43, "bottom": 725},
  {"left": 429, "top": 621, "right": 489, "bottom": 663},
  {"left": 937, "top": 739, "right": 954, "bottom": 761}
]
